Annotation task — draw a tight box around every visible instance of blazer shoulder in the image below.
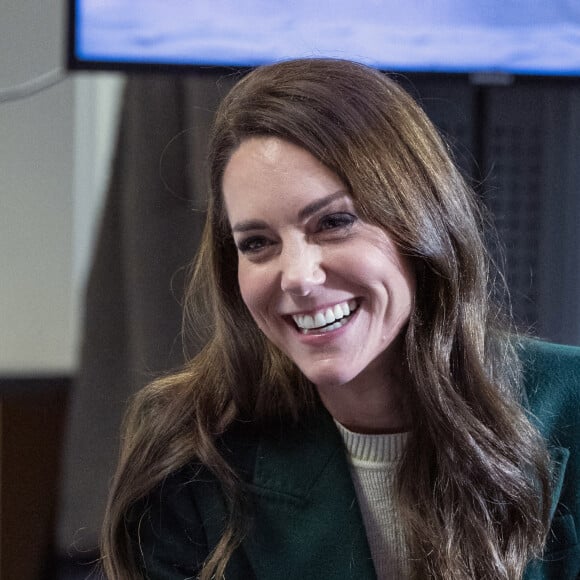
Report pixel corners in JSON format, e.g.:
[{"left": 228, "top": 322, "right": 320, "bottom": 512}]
[
  {"left": 521, "top": 339, "right": 580, "bottom": 373},
  {"left": 519, "top": 339, "right": 580, "bottom": 442},
  {"left": 520, "top": 340, "right": 580, "bottom": 397}
]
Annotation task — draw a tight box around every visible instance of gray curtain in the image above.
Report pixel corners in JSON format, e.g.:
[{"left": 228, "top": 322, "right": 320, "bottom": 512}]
[{"left": 57, "top": 72, "right": 236, "bottom": 554}]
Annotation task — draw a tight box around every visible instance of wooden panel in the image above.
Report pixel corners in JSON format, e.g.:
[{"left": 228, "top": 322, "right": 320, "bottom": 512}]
[{"left": 0, "top": 380, "right": 68, "bottom": 580}]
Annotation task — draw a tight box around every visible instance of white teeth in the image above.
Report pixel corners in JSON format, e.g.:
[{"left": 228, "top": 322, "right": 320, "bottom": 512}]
[
  {"left": 314, "top": 312, "right": 326, "bottom": 327},
  {"left": 324, "top": 308, "right": 336, "bottom": 324},
  {"left": 292, "top": 300, "right": 359, "bottom": 331}
]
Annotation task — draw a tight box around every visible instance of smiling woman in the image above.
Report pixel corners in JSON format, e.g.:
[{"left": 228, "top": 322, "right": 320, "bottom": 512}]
[
  {"left": 102, "top": 59, "right": 580, "bottom": 580},
  {"left": 223, "top": 137, "right": 415, "bottom": 433}
]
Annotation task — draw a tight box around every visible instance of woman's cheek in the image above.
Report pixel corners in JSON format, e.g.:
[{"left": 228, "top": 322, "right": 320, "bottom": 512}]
[{"left": 238, "top": 266, "right": 269, "bottom": 320}]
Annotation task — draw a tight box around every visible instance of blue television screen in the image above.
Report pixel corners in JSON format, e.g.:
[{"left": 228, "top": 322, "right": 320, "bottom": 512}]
[{"left": 69, "top": 0, "right": 580, "bottom": 76}]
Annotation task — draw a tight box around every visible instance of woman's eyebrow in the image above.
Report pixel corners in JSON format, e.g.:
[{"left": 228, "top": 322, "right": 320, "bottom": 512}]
[
  {"left": 231, "top": 219, "right": 268, "bottom": 233},
  {"left": 231, "top": 191, "right": 348, "bottom": 233},
  {"left": 297, "top": 191, "right": 348, "bottom": 220}
]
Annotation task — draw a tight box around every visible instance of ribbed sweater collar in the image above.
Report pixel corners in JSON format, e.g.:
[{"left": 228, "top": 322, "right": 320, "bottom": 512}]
[{"left": 334, "top": 420, "right": 409, "bottom": 465}]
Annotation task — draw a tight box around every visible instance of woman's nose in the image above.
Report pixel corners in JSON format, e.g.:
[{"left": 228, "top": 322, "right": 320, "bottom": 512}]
[{"left": 280, "top": 243, "right": 325, "bottom": 296}]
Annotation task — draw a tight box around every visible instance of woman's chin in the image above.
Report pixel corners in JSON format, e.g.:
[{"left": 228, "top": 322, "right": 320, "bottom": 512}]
[{"left": 299, "top": 365, "right": 358, "bottom": 390}]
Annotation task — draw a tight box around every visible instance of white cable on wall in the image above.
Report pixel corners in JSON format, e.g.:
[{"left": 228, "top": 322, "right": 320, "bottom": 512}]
[{"left": 0, "top": 68, "right": 68, "bottom": 103}]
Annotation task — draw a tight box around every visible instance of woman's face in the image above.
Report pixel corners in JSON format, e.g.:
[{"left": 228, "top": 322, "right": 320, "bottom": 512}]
[{"left": 223, "top": 136, "right": 415, "bottom": 391}]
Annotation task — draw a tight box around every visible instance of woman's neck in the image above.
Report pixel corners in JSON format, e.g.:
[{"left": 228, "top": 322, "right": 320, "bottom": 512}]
[{"left": 315, "top": 352, "right": 411, "bottom": 434}]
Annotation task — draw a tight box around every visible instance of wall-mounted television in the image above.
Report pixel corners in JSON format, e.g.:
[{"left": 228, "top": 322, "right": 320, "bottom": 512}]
[{"left": 68, "top": 0, "right": 580, "bottom": 76}]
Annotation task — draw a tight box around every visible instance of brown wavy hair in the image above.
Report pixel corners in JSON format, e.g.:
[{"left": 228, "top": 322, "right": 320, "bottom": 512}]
[{"left": 102, "top": 58, "right": 551, "bottom": 579}]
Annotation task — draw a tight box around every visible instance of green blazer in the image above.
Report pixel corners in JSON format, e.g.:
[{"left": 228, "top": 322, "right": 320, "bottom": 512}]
[{"left": 129, "top": 341, "right": 579, "bottom": 579}]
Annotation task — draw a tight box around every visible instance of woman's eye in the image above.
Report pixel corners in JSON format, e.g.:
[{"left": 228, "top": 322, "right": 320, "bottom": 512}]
[
  {"left": 318, "top": 212, "right": 357, "bottom": 232},
  {"left": 237, "top": 236, "right": 270, "bottom": 254}
]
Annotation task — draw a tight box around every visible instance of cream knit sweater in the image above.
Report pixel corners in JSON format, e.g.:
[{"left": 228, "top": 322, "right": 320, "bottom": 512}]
[{"left": 335, "top": 422, "right": 411, "bottom": 580}]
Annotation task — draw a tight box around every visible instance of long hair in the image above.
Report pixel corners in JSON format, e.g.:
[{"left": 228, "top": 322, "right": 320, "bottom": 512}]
[{"left": 102, "top": 59, "right": 551, "bottom": 579}]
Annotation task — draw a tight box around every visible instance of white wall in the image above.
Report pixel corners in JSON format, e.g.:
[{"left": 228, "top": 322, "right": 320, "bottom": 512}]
[
  {"left": 70, "top": 74, "right": 125, "bottom": 367},
  {"left": 0, "top": 0, "right": 123, "bottom": 375}
]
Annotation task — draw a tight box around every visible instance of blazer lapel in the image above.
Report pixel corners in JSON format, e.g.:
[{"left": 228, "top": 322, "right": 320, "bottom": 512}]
[
  {"left": 547, "top": 446, "right": 570, "bottom": 520},
  {"left": 237, "top": 409, "right": 376, "bottom": 579}
]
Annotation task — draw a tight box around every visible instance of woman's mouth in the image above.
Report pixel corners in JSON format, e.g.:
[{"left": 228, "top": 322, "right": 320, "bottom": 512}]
[{"left": 291, "top": 299, "right": 359, "bottom": 334}]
